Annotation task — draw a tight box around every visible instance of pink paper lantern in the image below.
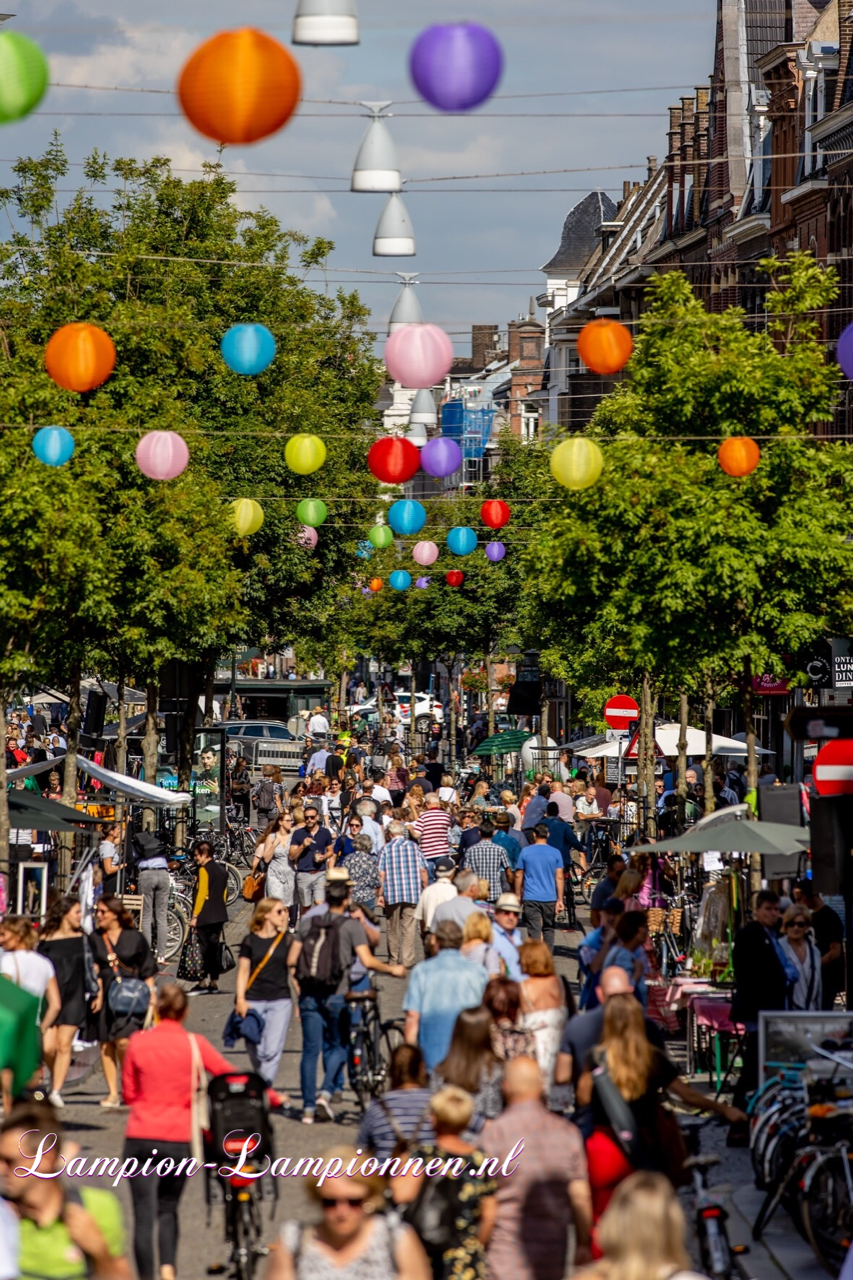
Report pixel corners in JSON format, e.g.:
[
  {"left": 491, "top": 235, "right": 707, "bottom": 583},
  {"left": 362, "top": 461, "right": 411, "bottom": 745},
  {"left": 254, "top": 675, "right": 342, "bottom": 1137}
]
[
  {"left": 298, "top": 525, "right": 318, "bottom": 549},
  {"left": 135, "top": 430, "right": 189, "bottom": 480},
  {"left": 412, "top": 540, "right": 439, "bottom": 567},
  {"left": 384, "top": 323, "right": 454, "bottom": 389}
]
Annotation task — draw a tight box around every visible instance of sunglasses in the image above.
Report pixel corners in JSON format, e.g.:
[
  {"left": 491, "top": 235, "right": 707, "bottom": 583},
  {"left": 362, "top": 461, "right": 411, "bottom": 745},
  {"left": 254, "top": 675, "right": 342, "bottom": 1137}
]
[
  {"left": 788, "top": 920, "right": 808, "bottom": 928},
  {"left": 320, "top": 1197, "right": 365, "bottom": 1209}
]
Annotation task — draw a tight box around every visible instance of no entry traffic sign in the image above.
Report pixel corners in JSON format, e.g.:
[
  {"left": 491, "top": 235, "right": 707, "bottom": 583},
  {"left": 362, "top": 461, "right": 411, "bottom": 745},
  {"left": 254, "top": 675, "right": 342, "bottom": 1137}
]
[
  {"left": 813, "top": 739, "right": 853, "bottom": 795},
  {"left": 603, "top": 694, "right": 639, "bottom": 731}
]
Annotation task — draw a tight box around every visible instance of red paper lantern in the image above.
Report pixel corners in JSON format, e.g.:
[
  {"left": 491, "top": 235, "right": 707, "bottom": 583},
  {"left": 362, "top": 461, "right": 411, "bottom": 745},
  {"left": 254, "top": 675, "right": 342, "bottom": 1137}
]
[
  {"left": 480, "top": 499, "right": 510, "bottom": 530},
  {"left": 369, "top": 577, "right": 383, "bottom": 592},
  {"left": 45, "top": 322, "right": 116, "bottom": 392},
  {"left": 445, "top": 570, "right": 464, "bottom": 587},
  {"left": 178, "top": 28, "right": 301, "bottom": 145},
  {"left": 368, "top": 437, "right": 421, "bottom": 484},
  {"left": 718, "top": 436, "right": 760, "bottom": 477},
  {"left": 577, "top": 318, "right": 633, "bottom": 376}
]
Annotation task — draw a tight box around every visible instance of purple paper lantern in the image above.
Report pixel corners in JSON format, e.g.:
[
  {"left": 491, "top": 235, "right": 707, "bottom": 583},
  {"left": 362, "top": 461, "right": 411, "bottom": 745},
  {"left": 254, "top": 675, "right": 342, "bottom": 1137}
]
[
  {"left": 415, "top": 576, "right": 431, "bottom": 588},
  {"left": 421, "top": 436, "right": 462, "bottom": 478},
  {"left": 485, "top": 540, "right": 506, "bottom": 562},
  {"left": 838, "top": 323, "right": 853, "bottom": 379},
  {"left": 409, "top": 23, "right": 503, "bottom": 113}
]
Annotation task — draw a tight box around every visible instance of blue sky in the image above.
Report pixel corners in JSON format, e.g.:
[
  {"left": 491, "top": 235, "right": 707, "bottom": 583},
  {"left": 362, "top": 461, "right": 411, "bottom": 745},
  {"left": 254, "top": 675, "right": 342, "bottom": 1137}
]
[{"left": 12, "top": 0, "right": 717, "bottom": 353}]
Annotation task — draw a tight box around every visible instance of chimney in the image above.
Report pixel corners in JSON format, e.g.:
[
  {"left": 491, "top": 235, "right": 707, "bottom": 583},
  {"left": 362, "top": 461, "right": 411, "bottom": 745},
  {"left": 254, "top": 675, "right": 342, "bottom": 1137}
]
[
  {"left": 471, "top": 324, "right": 498, "bottom": 371},
  {"left": 623, "top": 179, "right": 631, "bottom": 200},
  {"left": 508, "top": 320, "right": 521, "bottom": 364},
  {"left": 647, "top": 155, "right": 658, "bottom": 178},
  {"left": 667, "top": 105, "right": 683, "bottom": 237}
]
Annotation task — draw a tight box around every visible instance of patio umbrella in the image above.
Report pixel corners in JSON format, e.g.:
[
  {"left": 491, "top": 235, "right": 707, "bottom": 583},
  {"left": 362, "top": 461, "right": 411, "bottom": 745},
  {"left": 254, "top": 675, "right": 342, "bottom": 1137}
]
[
  {"left": 472, "top": 729, "right": 530, "bottom": 757},
  {"left": 642, "top": 817, "right": 810, "bottom": 857},
  {"left": 0, "top": 981, "right": 41, "bottom": 1094},
  {"left": 9, "top": 791, "right": 101, "bottom": 829}
]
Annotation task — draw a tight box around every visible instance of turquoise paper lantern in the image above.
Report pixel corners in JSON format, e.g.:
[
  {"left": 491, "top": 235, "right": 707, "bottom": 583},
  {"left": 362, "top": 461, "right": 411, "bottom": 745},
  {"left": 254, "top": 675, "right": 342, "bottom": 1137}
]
[
  {"left": 389, "top": 570, "right": 411, "bottom": 591},
  {"left": 221, "top": 324, "right": 276, "bottom": 375},
  {"left": 447, "top": 526, "right": 477, "bottom": 556},
  {"left": 32, "top": 426, "right": 75, "bottom": 467},
  {"left": 356, "top": 540, "right": 373, "bottom": 559},
  {"left": 388, "top": 499, "right": 426, "bottom": 536}
]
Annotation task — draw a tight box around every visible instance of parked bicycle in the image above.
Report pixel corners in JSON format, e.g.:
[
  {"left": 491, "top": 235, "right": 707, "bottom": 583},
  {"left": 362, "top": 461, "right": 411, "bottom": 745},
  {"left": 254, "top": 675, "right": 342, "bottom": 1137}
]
[
  {"left": 346, "top": 987, "right": 406, "bottom": 1113},
  {"left": 681, "top": 1117, "right": 737, "bottom": 1280}
]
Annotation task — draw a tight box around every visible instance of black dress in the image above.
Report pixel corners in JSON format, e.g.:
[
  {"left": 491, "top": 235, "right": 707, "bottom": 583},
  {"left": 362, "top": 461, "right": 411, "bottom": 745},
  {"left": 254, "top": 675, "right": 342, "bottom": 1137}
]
[
  {"left": 90, "top": 928, "right": 157, "bottom": 1042},
  {"left": 37, "top": 936, "right": 88, "bottom": 1028}
]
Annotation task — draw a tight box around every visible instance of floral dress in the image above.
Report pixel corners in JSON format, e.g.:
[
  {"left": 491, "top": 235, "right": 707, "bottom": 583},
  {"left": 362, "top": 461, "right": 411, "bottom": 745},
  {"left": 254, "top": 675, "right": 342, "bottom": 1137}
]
[{"left": 406, "top": 1143, "right": 497, "bottom": 1280}]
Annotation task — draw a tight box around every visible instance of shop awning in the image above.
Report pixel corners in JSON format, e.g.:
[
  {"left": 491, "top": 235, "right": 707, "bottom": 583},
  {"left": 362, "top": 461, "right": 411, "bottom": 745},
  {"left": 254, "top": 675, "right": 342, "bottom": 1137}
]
[{"left": 7, "top": 755, "right": 191, "bottom": 806}]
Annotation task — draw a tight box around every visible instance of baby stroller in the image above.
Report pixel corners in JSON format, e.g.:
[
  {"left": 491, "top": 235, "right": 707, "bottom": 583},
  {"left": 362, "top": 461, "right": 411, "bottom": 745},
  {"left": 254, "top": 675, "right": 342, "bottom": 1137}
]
[{"left": 204, "top": 1071, "right": 277, "bottom": 1280}]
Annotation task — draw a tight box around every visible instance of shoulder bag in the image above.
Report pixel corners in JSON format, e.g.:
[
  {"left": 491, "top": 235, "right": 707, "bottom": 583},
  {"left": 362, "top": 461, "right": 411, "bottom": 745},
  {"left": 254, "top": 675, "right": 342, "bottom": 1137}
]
[
  {"left": 590, "top": 1047, "right": 645, "bottom": 1167},
  {"left": 223, "top": 932, "right": 285, "bottom": 1045},
  {"left": 242, "top": 864, "right": 266, "bottom": 903},
  {"left": 82, "top": 934, "right": 100, "bottom": 1000},
  {"left": 246, "top": 931, "right": 284, "bottom": 993},
  {"left": 189, "top": 1032, "right": 210, "bottom": 1165},
  {"left": 104, "top": 934, "right": 151, "bottom": 1017}
]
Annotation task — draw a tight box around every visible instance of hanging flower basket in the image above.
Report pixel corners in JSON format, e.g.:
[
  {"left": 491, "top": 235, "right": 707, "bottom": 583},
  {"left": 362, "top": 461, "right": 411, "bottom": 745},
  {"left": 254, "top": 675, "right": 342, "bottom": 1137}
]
[{"left": 461, "top": 668, "right": 489, "bottom": 694}]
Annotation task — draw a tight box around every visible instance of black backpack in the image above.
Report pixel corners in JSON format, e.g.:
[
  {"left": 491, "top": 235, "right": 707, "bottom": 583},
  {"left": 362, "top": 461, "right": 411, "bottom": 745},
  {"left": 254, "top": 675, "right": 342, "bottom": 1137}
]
[
  {"left": 256, "top": 778, "right": 276, "bottom": 811},
  {"left": 295, "top": 913, "right": 346, "bottom": 990},
  {"left": 402, "top": 1168, "right": 466, "bottom": 1256}
]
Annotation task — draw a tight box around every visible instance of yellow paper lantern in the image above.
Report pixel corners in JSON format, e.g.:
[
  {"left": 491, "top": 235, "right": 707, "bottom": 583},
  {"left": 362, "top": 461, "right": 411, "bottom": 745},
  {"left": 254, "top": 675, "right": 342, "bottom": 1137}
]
[
  {"left": 232, "top": 498, "right": 264, "bottom": 536},
  {"left": 285, "top": 433, "right": 327, "bottom": 475},
  {"left": 550, "top": 438, "right": 604, "bottom": 490}
]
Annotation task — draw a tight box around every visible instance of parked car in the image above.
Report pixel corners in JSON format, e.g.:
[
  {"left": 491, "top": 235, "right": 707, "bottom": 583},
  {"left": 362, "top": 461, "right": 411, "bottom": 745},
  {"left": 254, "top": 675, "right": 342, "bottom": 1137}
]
[
  {"left": 346, "top": 691, "right": 444, "bottom": 733},
  {"left": 222, "top": 719, "right": 298, "bottom": 742}
]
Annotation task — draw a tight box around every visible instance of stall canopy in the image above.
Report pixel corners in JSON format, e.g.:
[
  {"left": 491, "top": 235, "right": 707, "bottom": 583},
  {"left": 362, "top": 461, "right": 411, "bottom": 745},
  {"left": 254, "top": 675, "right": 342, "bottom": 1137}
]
[
  {"left": 472, "top": 730, "right": 530, "bottom": 757},
  {"left": 7, "top": 755, "right": 191, "bottom": 806},
  {"left": 9, "top": 790, "right": 102, "bottom": 830},
  {"left": 584, "top": 723, "right": 774, "bottom": 759},
  {"left": 642, "top": 816, "right": 810, "bottom": 858}
]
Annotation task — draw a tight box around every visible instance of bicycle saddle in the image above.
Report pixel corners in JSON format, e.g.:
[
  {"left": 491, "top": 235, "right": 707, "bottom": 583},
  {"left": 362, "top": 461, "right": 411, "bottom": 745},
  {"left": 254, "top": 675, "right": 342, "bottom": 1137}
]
[{"left": 345, "top": 989, "right": 378, "bottom": 1002}]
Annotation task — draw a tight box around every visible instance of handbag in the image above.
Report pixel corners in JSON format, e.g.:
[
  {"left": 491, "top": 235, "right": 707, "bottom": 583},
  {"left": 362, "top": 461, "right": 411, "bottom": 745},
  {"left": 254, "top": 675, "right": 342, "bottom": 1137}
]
[
  {"left": 104, "top": 936, "right": 151, "bottom": 1017},
  {"left": 177, "top": 930, "right": 206, "bottom": 983},
  {"left": 82, "top": 934, "right": 100, "bottom": 1000},
  {"left": 242, "top": 867, "right": 266, "bottom": 903},
  {"left": 189, "top": 1033, "right": 210, "bottom": 1165},
  {"left": 218, "top": 941, "right": 237, "bottom": 974}
]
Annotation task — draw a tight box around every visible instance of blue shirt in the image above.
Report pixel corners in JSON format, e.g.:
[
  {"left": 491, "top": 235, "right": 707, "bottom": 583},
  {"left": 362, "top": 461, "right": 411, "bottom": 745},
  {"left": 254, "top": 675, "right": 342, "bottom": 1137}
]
[
  {"left": 492, "top": 922, "right": 524, "bottom": 982},
  {"left": 403, "top": 950, "right": 488, "bottom": 1069},
  {"left": 493, "top": 829, "right": 522, "bottom": 870},
  {"left": 517, "top": 842, "right": 562, "bottom": 902},
  {"left": 605, "top": 942, "right": 648, "bottom": 1008}
]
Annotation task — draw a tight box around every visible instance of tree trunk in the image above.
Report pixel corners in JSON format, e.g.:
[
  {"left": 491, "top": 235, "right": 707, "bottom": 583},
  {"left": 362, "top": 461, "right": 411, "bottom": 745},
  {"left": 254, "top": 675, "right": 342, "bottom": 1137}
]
[
  {"left": 115, "top": 669, "right": 127, "bottom": 826},
  {"left": 486, "top": 654, "right": 495, "bottom": 740},
  {"left": 743, "top": 657, "right": 759, "bottom": 796},
  {"left": 703, "top": 674, "right": 715, "bottom": 817},
  {"left": 339, "top": 667, "right": 348, "bottom": 728},
  {"left": 676, "top": 690, "right": 688, "bottom": 826},
  {"left": 641, "top": 672, "right": 656, "bottom": 836},
  {"left": 141, "top": 683, "right": 160, "bottom": 832},
  {"left": 376, "top": 659, "right": 384, "bottom": 729},
  {"left": 409, "top": 668, "right": 417, "bottom": 759},
  {"left": 0, "top": 699, "right": 10, "bottom": 876},
  {"left": 178, "top": 667, "right": 204, "bottom": 794},
  {"left": 449, "top": 660, "right": 458, "bottom": 774},
  {"left": 202, "top": 664, "right": 215, "bottom": 728},
  {"left": 59, "top": 662, "right": 83, "bottom": 886}
]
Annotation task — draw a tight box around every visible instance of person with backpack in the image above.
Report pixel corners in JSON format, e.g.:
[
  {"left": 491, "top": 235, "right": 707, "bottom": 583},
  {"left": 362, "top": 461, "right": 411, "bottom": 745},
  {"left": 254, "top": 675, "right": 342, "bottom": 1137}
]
[
  {"left": 390, "top": 1085, "right": 497, "bottom": 1280},
  {"left": 287, "top": 878, "right": 407, "bottom": 1125},
  {"left": 252, "top": 766, "right": 283, "bottom": 829}
]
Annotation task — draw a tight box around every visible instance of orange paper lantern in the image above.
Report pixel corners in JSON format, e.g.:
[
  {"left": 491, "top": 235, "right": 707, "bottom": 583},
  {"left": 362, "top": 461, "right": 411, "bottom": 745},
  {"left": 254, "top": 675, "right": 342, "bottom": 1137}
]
[
  {"left": 369, "top": 578, "right": 383, "bottom": 593},
  {"left": 45, "top": 323, "right": 116, "bottom": 393},
  {"left": 718, "top": 436, "right": 760, "bottom": 477},
  {"left": 577, "top": 318, "right": 633, "bottom": 376},
  {"left": 178, "top": 28, "right": 302, "bottom": 145}
]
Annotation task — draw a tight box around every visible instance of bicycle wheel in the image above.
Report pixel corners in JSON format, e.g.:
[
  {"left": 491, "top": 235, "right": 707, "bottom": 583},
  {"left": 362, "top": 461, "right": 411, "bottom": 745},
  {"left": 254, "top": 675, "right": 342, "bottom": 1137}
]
[
  {"left": 163, "top": 907, "right": 187, "bottom": 961},
  {"left": 222, "top": 861, "right": 242, "bottom": 907},
  {"left": 801, "top": 1148, "right": 853, "bottom": 1273},
  {"left": 231, "top": 1196, "right": 261, "bottom": 1280},
  {"left": 382, "top": 1019, "right": 405, "bottom": 1066},
  {"left": 580, "top": 866, "right": 604, "bottom": 904}
]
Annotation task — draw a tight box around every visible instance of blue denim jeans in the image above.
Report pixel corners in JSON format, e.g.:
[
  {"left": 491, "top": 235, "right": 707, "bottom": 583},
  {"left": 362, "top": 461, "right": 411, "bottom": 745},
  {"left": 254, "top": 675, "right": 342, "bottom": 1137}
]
[
  {"left": 299, "top": 991, "right": 349, "bottom": 1110},
  {"left": 245, "top": 998, "right": 293, "bottom": 1088}
]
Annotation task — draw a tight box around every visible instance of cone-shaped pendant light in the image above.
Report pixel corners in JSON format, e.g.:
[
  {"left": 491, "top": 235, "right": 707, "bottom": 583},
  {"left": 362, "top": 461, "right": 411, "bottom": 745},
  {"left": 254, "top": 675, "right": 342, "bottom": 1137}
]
[
  {"left": 373, "top": 192, "right": 416, "bottom": 256},
  {"left": 352, "top": 102, "right": 401, "bottom": 192},
  {"left": 388, "top": 274, "right": 423, "bottom": 333},
  {"left": 405, "top": 422, "right": 428, "bottom": 447},
  {"left": 409, "top": 387, "right": 437, "bottom": 426},
  {"left": 292, "top": 0, "right": 359, "bottom": 44}
]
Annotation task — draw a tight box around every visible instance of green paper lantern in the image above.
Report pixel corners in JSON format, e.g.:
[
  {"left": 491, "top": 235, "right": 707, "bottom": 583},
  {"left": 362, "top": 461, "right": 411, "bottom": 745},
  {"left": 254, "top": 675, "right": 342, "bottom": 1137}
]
[
  {"left": 285, "top": 433, "right": 327, "bottom": 475},
  {"left": 368, "top": 525, "right": 393, "bottom": 549},
  {"left": 0, "top": 33, "right": 49, "bottom": 124},
  {"left": 296, "top": 498, "right": 328, "bottom": 527}
]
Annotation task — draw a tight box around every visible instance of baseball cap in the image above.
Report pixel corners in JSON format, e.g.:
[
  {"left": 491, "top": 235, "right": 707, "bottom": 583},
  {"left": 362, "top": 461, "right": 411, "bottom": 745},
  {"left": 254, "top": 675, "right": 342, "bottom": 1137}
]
[
  {"left": 433, "top": 855, "right": 456, "bottom": 878},
  {"left": 495, "top": 892, "right": 522, "bottom": 914},
  {"left": 415, "top": 764, "right": 427, "bottom": 773}
]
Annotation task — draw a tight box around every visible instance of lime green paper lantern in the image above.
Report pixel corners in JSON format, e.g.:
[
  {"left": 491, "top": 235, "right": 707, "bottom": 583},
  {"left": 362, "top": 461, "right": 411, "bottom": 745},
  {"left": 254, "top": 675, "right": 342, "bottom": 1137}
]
[
  {"left": 368, "top": 524, "right": 393, "bottom": 550},
  {"left": 285, "top": 433, "right": 327, "bottom": 475},
  {"left": 297, "top": 498, "right": 328, "bottom": 527},
  {"left": 0, "top": 33, "right": 49, "bottom": 124},
  {"left": 232, "top": 498, "right": 264, "bottom": 536},
  {"left": 550, "top": 437, "right": 604, "bottom": 490}
]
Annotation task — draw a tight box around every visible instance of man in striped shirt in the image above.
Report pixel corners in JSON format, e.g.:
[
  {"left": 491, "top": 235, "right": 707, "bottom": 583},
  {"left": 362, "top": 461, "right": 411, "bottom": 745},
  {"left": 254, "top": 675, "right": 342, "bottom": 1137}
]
[
  {"left": 409, "top": 793, "right": 452, "bottom": 879},
  {"left": 378, "top": 821, "right": 429, "bottom": 968}
]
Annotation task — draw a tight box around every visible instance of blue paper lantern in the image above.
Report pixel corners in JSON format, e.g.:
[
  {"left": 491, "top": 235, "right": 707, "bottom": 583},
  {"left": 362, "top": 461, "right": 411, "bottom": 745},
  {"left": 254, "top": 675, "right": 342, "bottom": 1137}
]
[
  {"left": 388, "top": 499, "right": 426, "bottom": 536},
  {"left": 221, "top": 324, "right": 276, "bottom": 375},
  {"left": 447, "top": 526, "right": 477, "bottom": 556},
  {"left": 32, "top": 426, "right": 75, "bottom": 467},
  {"left": 485, "top": 540, "right": 506, "bottom": 562},
  {"left": 389, "top": 570, "right": 411, "bottom": 591},
  {"left": 356, "top": 540, "right": 373, "bottom": 560}
]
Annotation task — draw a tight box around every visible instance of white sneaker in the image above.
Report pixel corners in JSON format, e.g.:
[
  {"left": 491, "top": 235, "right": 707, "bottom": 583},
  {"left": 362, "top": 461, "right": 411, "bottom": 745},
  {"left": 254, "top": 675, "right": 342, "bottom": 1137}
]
[
  {"left": 316, "top": 1093, "right": 335, "bottom": 1123},
  {"left": 49, "top": 1091, "right": 65, "bottom": 1109}
]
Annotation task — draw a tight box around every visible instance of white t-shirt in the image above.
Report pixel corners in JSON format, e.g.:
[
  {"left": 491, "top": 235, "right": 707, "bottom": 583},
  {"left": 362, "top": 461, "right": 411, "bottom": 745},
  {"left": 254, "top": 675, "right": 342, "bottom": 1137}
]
[
  {"left": 99, "top": 839, "right": 118, "bottom": 867},
  {"left": 414, "top": 880, "right": 457, "bottom": 930},
  {"left": 0, "top": 949, "right": 55, "bottom": 999},
  {"left": 308, "top": 714, "right": 330, "bottom": 736},
  {"left": 371, "top": 784, "right": 392, "bottom": 805}
]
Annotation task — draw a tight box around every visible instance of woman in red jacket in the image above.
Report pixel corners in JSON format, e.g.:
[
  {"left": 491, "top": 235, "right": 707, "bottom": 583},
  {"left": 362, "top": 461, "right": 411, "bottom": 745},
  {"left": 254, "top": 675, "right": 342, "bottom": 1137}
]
[{"left": 122, "top": 983, "right": 236, "bottom": 1280}]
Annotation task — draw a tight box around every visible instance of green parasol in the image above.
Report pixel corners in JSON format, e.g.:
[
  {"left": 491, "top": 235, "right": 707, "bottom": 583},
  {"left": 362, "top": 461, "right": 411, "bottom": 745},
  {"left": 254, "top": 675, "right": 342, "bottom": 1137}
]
[
  {"left": 472, "top": 730, "right": 530, "bottom": 757},
  {"left": 0, "top": 980, "right": 42, "bottom": 1094}
]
